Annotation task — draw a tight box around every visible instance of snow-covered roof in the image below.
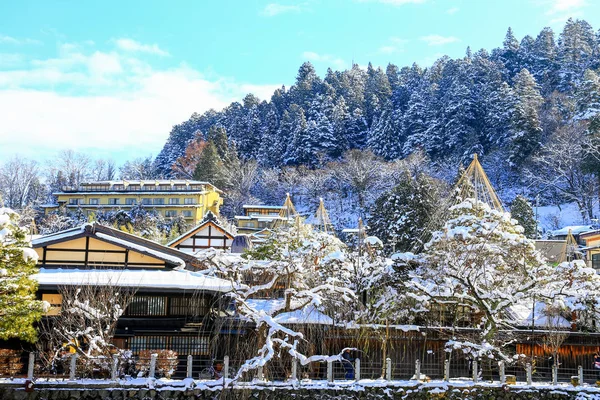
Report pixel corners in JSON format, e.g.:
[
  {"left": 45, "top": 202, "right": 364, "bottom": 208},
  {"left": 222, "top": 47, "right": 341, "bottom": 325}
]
[
  {"left": 244, "top": 299, "right": 334, "bottom": 325},
  {"left": 550, "top": 225, "right": 593, "bottom": 237},
  {"left": 243, "top": 205, "right": 283, "bottom": 210},
  {"left": 275, "top": 305, "right": 334, "bottom": 325},
  {"left": 32, "top": 222, "right": 198, "bottom": 269},
  {"left": 33, "top": 268, "right": 233, "bottom": 292},
  {"left": 507, "top": 301, "right": 571, "bottom": 329},
  {"left": 167, "top": 216, "right": 234, "bottom": 248}
]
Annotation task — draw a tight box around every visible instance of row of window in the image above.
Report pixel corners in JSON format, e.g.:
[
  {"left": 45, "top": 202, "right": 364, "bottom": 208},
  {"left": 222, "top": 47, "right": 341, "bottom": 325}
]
[
  {"left": 129, "top": 335, "right": 209, "bottom": 355},
  {"left": 79, "top": 184, "right": 205, "bottom": 192},
  {"left": 124, "top": 296, "right": 210, "bottom": 317},
  {"left": 69, "top": 198, "right": 198, "bottom": 206}
]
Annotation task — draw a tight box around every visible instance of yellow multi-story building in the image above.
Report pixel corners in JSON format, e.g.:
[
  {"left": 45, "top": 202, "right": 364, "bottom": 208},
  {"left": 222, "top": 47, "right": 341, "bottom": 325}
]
[{"left": 44, "top": 180, "right": 223, "bottom": 225}]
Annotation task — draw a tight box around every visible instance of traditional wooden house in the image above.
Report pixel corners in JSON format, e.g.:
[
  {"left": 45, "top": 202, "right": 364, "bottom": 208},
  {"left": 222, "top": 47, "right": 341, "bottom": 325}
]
[
  {"left": 580, "top": 230, "right": 600, "bottom": 271},
  {"left": 167, "top": 212, "right": 235, "bottom": 253},
  {"left": 30, "top": 222, "right": 233, "bottom": 376}
]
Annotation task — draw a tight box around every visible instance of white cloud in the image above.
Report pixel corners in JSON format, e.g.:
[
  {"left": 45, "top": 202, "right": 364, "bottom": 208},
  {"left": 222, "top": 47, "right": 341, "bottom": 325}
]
[
  {"left": 114, "top": 38, "right": 170, "bottom": 57},
  {"left": 446, "top": 7, "right": 459, "bottom": 14},
  {"left": 545, "top": 0, "right": 585, "bottom": 14},
  {"left": 302, "top": 51, "right": 346, "bottom": 69},
  {"left": 0, "top": 46, "right": 280, "bottom": 162},
  {"left": 378, "top": 37, "right": 408, "bottom": 54},
  {"left": 261, "top": 3, "right": 302, "bottom": 16},
  {"left": 0, "top": 34, "right": 41, "bottom": 45},
  {"left": 420, "top": 34, "right": 460, "bottom": 46},
  {"left": 536, "top": 0, "right": 586, "bottom": 24},
  {"left": 357, "top": 0, "right": 426, "bottom": 6}
]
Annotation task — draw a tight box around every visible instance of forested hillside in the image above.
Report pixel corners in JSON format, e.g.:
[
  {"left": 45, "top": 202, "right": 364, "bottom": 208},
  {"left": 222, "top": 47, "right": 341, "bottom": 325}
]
[{"left": 155, "top": 18, "right": 600, "bottom": 185}]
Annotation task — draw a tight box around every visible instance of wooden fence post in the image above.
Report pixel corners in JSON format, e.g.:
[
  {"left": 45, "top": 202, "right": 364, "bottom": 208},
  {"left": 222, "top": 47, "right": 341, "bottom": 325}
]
[
  {"left": 355, "top": 358, "right": 360, "bottom": 381},
  {"left": 526, "top": 363, "right": 532, "bottom": 385},
  {"left": 223, "top": 356, "right": 229, "bottom": 382},
  {"left": 386, "top": 358, "right": 392, "bottom": 381},
  {"left": 186, "top": 355, "right": 193, "bottom": 379},
  {"left": 415, "top": 359, "right": 421, "bottom": 381},
  {"left": 499, "top": 361, "right": 505, "bottom": 384},
  {"left": 444, "top": 359, "right": 450, "bottom": 382},
  {"left": 149, "top": 353, "right": 157, "bottom": 378},
  {"left": 27, "top": 352, "right": 35, "bottom": 380},
  {"left": 552, "top": 365, "right": 558, "bottom": 385},
  {"left": 257, "top": 365, "right": 264, "bottom": 381},
  {"left": 327, "top": 360, "right": 333, "bottom": 383},
  {"left": 69, "top": 353, "right": 77, "bottom": 380},
  {"left": 111, "top": 354, "right": 119, "bottom": 380},
  {"left": 578, "top": 365, "right": 583, "bottom": 385},
  {"left": 291, "top": 357, "right": 297, "bottom": 381},
  {"left": 473, "top": 360, "right": 478, "bottom": 383}
]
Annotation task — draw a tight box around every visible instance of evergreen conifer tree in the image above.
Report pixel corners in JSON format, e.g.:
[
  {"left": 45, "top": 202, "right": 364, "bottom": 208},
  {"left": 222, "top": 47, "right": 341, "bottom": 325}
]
[
  {"left": 193, "top": 140, "right": 226, "bottom": 188},
  {"left": 509, "top": 69, "right": 544, "bottom": 166},
  {"left": 369, "top": 171, "right": 442, "bottom": 254},
  {"left": 0, "top": 208, "right": 44, "bottom": 342},
  {"left": 510, "top": 195, "right": 537, "bottom": 238}
]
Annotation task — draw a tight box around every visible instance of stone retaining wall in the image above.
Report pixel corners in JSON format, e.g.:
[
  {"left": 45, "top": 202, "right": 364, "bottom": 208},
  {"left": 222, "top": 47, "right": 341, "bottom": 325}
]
[{"left": 2, "top": 383, "right": 600, "bottom": 400}]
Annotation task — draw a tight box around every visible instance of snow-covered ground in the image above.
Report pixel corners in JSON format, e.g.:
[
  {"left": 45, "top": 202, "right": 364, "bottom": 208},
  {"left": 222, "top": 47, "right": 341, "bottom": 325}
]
[{"left": 534, "top": 202, "right": 600, "bottom": 235}]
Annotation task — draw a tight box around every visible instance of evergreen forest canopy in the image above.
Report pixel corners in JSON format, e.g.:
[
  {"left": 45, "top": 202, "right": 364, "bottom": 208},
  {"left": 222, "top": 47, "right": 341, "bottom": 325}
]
[{"left": 154, "top": 18, "right": 600, "bottom": 198}]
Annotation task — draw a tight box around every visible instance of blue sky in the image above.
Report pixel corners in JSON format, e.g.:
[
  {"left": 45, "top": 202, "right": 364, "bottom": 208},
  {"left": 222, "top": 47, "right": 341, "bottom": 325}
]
[{"left": 0, "top": 0, "right": 597, "bottom": 164}]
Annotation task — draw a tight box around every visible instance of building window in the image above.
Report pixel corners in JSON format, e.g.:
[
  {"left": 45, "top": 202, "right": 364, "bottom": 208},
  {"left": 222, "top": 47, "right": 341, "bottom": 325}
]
[
  {"left": 142, "top": 198, "right": 152, "bottom": 205},
  {"left": 126, "top": 198, "right": 137, "bottom": 205},
  {"left": 129, "top": 185, "right": 140, "bottom": 191},
  {"left": 68, "top": 198, "right": 80, "bottom": 205},
  {"left": 169, "top": 198, "right": 180, "bottom": 205},
  {"left": 182, "top": 210, "right": 193, "bottom": 218},
  {"left": 174, "top": 185, "right": 186, "bottom": 191},
  {"left": 169, "top": 297, "right": 208, "bottom": 316},
  {"left": 126, "top": 296, "right": 167, "bottom": 316},
  {"left": 153, "top": 198, "right": 165, "bottom": 205},
  {"left": 113, "top": 185, "right": 125, "bottom": 191},
  {"left": 165, "top": 210, "right": 177, "bottom": 218},
  {"left": 89, "top": 198, "right": 99, "bottom": 205},
  {"left": 129, "top": 335, "right": 209, "bottom": 355},
  {"left": 158, "top": 185, "right": 171, "bottom": 191},
  {"left": 108, "top": 198, "right": 120, "bottom": 205},
  {"left": 145, "top": 185, "right": 155, "bottom": 191},
  {"left": 593, "top": 254, "right": 600, "bottom": 271},
  {"left": 184, "top": 198, "right": 195, "bottom": 205}
]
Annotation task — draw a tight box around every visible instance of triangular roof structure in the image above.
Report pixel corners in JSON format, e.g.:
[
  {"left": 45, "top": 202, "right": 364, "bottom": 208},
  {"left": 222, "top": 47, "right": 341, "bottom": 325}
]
[
  {"left": 455, "top": 153, "right": 504, "bottom": 212},
  {"left": 271, "top": 193, "right": 299, "bottom": 230},
  {"left": 167, "top": 211, "right": 234, "bottom": 250},
  {"left": 308, "top": 198, "right": 334, "bottom": 234},
  {"left": 32, "top": 222, "right": 199, "bottom": 269},
  {"left": 557, "top": 229, "right": 583, "bottom": 263}
]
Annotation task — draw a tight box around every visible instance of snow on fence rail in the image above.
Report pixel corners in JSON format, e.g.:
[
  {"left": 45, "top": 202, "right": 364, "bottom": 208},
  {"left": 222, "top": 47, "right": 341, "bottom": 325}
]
[{"left": 3, "top": 352, "right": 600, "bottom": 386}]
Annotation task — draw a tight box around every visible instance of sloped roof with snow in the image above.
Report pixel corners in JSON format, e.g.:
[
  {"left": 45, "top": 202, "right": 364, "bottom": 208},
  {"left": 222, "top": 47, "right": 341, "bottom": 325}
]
[
  {"left": 244, "top": 299, "right": 334, "bottom": 325},
  {"left": 32, "top": 222, "right": 198, "bottom": 269},
  {"left": 167, "top": 216, "right": 234, "bottom": 248},
  {"left": 550, "top": 225, "right": 594, "bottom": 237},
  {"left": 33, "top": 268, "right": 233, "bottom": 292},
  {"left": 507, "top": 301, "right": 571, "bottom": 329}
]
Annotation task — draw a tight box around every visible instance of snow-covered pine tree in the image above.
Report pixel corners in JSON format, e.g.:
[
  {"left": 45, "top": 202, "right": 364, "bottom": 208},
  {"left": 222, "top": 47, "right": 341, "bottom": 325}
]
[
  {"left": 496, "top": 27, "right": 521, "bottom": 79},
  {"left": 575, "top": 69, "right": 600, "bottom": 134},
  {"left": 557, "top": 18, "right": 597, "bottom": 92},
  {"left": 406, "top": 198, "right": 547, "bottom": 360},
  {"left": 369, "top": 170, "right": 442, "bottom": 254},
  {"left": 193, "top": 140, "right": 226, "bottom": 188},
  {"left": 510, "top": 195, "right": 537, "bottom": 238},
  {"left": 508, "top": 69, "right": 544, "bottom": 166},
  {"left": 532, "top": 27, "right": 558, "bottom": 93},
  {"left": 0, "top": 208, "right": 44, "bottom": 342},
  {"left": 257, "top": 104, "right": 282, "bottom": 167}
]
